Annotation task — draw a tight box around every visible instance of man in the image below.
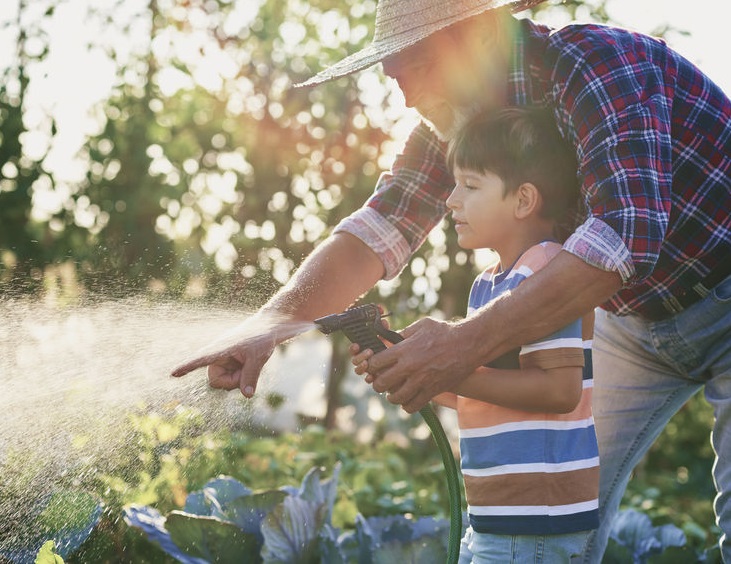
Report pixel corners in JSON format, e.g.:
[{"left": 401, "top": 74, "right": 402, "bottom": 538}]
[{"left": 173, "top": 0, "right": 731, "bottom": 560}]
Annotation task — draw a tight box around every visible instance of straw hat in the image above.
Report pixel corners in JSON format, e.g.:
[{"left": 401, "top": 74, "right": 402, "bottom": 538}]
[{"left": 296, "top": 0, "right": 546, "bottom": 87}]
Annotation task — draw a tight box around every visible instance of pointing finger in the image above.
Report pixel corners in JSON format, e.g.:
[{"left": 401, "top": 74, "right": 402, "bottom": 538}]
[{"left": 171, "top": 352, "right": 224, "bottom": 378}]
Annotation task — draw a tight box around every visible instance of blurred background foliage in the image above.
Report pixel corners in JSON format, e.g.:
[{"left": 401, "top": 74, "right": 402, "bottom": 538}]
[
  {"left": 2, "top": 0, "right": 396, "bottom": 305},
  {"left": 0, "top": 0, "right": 719, "bottom": 556},
  {"left": 1, "top": 0, "right": 642, "bottom": 315}
]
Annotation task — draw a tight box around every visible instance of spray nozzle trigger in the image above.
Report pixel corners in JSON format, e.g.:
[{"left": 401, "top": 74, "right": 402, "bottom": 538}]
[{"left": 314, "top": 303, "right": 403, "bottom": 353}]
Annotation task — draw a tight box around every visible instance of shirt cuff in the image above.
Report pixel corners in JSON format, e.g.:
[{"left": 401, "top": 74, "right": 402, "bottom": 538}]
[
  {"left": 333, "top": 207, "right": 412, "bottom": 280},
  {"left": 563, "top": 217, "right": 636, "bottom": 284}
]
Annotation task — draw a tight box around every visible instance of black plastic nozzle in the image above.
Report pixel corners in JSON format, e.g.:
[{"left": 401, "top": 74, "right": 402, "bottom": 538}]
[{"left": 314, "top": 303, "right": 403, "bottom": 352}]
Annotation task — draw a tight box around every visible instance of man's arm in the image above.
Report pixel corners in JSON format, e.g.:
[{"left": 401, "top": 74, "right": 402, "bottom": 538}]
[
  {"left": 262, "top": 232, "right": 385, "bottom": 320},
  {"left": 171, "top": 232, "right": 385, "bottom": 396},
  {"left": 366, "top": 251, "right": 622, "bottom": 412}
]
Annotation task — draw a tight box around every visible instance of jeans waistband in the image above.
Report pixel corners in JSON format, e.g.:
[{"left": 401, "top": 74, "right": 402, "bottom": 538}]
[{"left": 638, "top": 255, "right": 731, "bottom": 321}]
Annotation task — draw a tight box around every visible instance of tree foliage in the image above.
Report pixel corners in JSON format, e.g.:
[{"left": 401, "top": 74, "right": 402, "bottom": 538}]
[
  {"left": 0, "top": 0, "right": 48, "bottom": 291},
  {"left": 1, "top": 0, "right": 393, "bottom": 306},
  {"left": 0, "top": 0, "right": 643, "bottom": 313}
]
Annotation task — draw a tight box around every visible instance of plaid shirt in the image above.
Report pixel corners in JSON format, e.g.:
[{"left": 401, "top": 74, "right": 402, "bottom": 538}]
[{"left": 335, "top": 19, "right": 731, "bottom": 317}]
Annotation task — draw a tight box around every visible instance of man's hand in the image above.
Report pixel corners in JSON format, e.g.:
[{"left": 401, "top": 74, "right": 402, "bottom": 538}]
[
  {"left": 357, "top": 317, "right": 475, "bottom": 413},
  {"left": 171, "top": 312, "right": 310, "bottom": 397},
  {"left": 171, "top": 337, "right": 275, "bottom": 397}
]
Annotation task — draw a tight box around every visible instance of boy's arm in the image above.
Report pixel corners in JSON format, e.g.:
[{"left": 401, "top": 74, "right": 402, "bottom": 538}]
[
  {"left": 431, "top": 392, "right": 459, "bottom": 410},
  {"left": 455, "top": 308, "right": 587, "bottom": 414},
  {"left": 454, "top": 364, "right": 583, "bottom": 414}
]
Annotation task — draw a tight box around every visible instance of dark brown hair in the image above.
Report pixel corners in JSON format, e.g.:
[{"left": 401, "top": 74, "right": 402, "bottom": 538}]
[{"left": 446, "top": 106, "right": 580, "bottom": 222}]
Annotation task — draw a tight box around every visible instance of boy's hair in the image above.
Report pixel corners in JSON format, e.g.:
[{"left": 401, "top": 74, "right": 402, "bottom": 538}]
[{"left": 446, "top": 106, "right": 580, "bottom": 222}]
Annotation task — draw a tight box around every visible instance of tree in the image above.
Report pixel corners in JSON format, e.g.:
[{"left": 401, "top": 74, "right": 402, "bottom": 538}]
[{"left": 0, "top": 0, "right": 50, "bottom": 292}]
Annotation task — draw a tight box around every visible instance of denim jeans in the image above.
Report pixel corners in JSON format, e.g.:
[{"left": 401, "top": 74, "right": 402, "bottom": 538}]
[
  {"left": 582, "top": 273, "right": 731, "bottom": 563},
  {"left": 459, "top": 526, "right": 591, "bottom": 563}
]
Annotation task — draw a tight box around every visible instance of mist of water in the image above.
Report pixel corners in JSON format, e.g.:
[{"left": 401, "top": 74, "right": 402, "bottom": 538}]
[{"left": 0, "top": 295, "right": 323, "bottom": 548}]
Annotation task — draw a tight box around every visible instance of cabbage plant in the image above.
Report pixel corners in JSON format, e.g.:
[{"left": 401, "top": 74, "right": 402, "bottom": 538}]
[
  {"left": 123, "top": 463, "right": 454, "bottom": 563},
  {"left": 605, "top": 509, "right": 691, "bottom": 563}
]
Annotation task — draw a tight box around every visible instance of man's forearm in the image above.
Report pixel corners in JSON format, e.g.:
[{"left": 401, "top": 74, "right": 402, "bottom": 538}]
[
  {"left": 263, "top": 232, "right": 386, "bottom": 321},
  {"left": 457, "top": 251, "right": 623, "bottom": 366}
]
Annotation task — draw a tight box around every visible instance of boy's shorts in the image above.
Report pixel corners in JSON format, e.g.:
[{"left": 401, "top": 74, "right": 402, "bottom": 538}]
[{"left": 458, "top": 526, "right": 592, "bottom": 563}]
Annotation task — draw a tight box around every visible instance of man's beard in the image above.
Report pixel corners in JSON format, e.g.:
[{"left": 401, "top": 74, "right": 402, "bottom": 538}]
[{"left": 420, "top": 101, "right": 485, "bottom": 142}]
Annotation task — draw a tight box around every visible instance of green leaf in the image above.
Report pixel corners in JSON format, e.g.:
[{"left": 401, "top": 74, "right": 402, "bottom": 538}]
[
  {"left": 648, "top": 545, "right": 699, "bottom": 563},
  {"left": 261, "top": 497, "right": 325, "bottom": 563},
  {"left": 317, "top": 524, "right": 349, "bottom": 564},
  {"left": 36, "top": 490, "right": 103, "bottom": 558},
  {"left": 601, "top": 539, "right": 633, "bottom": 564},
  {"left": 183, "top": 491, "right": 212, "bottom": 515},
  {"left": 34, "top": 540, "right": 64, "bottom": 564},
  {"left": 354, "top": 515, "right": 450, "bottom": 563},
  {"left": 610, "top": 509, "right": 656, "bottom": 553},
  {"left": 166, "top": 511, "right": 260, "bottom": 563},
  {"left": 202, "top": 476, "right": 252, "bottom": 508},
  {"left": 609, "top": 509, "right": 687, "bottom": 562},
  {"left": 297, "top": 462, "right": 341, "bottom": 525},
  {"left": 38, "top": 490, "right": 100, "bottom": 532},
  {"left": 224, "top": 490, "right": 288, "bottom": 534}
]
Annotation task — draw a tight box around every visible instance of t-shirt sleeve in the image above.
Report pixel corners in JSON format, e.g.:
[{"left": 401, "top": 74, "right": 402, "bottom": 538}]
[{"left": 513, "top": 243, "right": 586, "bottom": 370}]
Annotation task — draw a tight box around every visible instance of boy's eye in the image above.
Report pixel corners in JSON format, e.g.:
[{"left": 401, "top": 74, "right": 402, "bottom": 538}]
[{"left": 464, "top": 183, "right": 478, "bottom": 191}]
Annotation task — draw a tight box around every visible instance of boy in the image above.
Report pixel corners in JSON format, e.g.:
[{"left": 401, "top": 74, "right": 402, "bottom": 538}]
[{"left": 354, "top": 107, "right": 599, "bottom": 563}]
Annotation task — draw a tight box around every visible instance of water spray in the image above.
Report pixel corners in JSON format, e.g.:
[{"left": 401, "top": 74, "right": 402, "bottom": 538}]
[{"left": 315, "top": 303, "right": 462, "bottom": 564}]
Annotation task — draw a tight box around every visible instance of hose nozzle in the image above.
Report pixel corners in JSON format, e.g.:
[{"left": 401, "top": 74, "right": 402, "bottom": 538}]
[{"left": 314, "top": 303, "right": 401, "bottom": 352}]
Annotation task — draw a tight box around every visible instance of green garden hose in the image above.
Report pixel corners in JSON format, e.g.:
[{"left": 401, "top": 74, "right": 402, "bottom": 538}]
[
  {"left": 419, "top": 403, "right": 463, "bottom": 564},
  {"left": 315, "top": 304, "right": 462, "bottom": 564}
]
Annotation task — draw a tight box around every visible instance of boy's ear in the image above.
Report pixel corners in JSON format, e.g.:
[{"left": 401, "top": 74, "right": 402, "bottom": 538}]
[{"left": 514, "top": 182, "right": 542, "bottom": 219}]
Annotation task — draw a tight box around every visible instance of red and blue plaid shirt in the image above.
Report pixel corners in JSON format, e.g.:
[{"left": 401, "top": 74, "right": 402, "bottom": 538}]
[{"left": 335, "top": 19, "right": 731, "bottom": 317}]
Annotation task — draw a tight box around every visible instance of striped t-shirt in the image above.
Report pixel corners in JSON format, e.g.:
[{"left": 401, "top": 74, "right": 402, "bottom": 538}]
[{"left": 458, "top": 241, "right": 599, "bottom": 535}]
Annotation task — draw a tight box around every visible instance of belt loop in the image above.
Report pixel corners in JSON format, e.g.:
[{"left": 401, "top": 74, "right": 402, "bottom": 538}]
[
  {"left": 692, "top": 281, "right": 712, "bottom": 299},
  {"left": 661, "top": 296, "right": 684, "bottom": 316}
]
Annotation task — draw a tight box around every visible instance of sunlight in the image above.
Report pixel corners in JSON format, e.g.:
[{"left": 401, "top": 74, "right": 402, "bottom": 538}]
[{"left": 222, "top": 0, "right": 265, "bottom": 37}]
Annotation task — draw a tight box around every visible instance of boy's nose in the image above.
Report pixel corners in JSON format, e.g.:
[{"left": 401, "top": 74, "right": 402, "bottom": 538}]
[{"left": 446, "top": 189, "right": 459, "bottom": 210}]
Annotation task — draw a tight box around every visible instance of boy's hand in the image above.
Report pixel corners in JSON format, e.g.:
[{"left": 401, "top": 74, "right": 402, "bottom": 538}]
[
  {"left": 350, "top": 343, "right": 376, "bottom": 382},
  {"left": 349, "top": 313, "right": 391, "bottom": 384}
]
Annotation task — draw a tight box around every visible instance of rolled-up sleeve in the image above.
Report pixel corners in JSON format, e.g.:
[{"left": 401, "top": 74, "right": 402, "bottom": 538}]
[
  {"left": 334, "top": 122, "right": 453, "bottom": 280},
  {"left": 563, "top": 217, "right": 635, "bottom": 282}
]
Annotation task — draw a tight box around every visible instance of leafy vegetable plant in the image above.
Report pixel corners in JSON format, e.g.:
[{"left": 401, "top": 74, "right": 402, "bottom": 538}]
[
  {"left": 34, "top": 540, "right": 65, "bottom": 564},
  {"left": 602, "top": 508, "right": 717, "bottom": 563},
  {"left": 124, "top": 463, "right": 454, "bottom": 563}
]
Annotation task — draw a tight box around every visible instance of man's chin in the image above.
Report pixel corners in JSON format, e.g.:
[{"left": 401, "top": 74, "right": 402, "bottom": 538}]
[{"left": 422, "top": 117, "right": 457, "bottom": 142}]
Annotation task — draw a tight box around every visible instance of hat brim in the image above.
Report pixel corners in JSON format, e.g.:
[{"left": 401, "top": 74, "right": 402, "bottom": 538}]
[{"left": 295, "top": 0, "right": 546, "bottom": 87}]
